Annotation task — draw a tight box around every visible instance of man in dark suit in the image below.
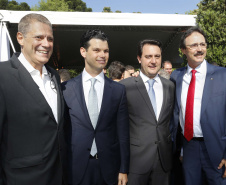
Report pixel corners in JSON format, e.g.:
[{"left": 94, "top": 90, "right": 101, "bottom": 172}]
[
  {"left": 62, "top": 29, "right": 130, "bottom": 185},
  {"left": 171, "top": 26, "right": 226, "bottom": 185},
  {"left": 120, "top": 39, "right": 175, "bottom": 185},
  {"left": 0, "top": 14, "right": 66, "bottom": 185}
]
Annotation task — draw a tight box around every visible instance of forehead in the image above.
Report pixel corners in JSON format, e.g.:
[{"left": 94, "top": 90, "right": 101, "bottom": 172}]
[
  {"left": 88, "top": 38, "right": 109, "bottom": 48},
  {"left": 185, "top": 32, "right": 205, "bottom": 44},
  {"left": 142, "top": 44, "right": 161, "bottom": 54},
  {"left": 164, "top": 63, "right": 172, "bottom": 67},
  {"left": 27, "top": 21, "right": 53, "bottom": 35}
]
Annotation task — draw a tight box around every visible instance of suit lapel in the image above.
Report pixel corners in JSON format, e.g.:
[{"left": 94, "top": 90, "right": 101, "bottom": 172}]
[
  {"left": 175, "top": 68, "right": 186, "bottom": 109},
  {"left": 46, "top": 66, "right": 63, "bottom": 125},
  {"left": 96, "top": 76, "right": 112, "bottom": 129},
  {"left": 135, "top": 76, "right": 156, "bottom": 119},
  {"left": 201, "top": 63, "right": 215, "bottom": 115},
  {"left": 11, "top": 54, "right": 56, "bottom": 122},
  {"left": 158, "top": 76, "right": 167, "bottom": 123},
  {"left": 72, "top": 74, "right": 93, "bottom": 128}
]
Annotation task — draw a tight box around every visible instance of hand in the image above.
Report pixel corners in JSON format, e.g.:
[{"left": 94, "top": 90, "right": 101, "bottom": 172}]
[
  {"left": 118, "top": 173, "right": 128, "bottom": 185},
  {"left": 132, "top": 71, "right": 139, "bottom": 77},
  {"left": 218, "top": 159, "right": 226, "bottom": 178}
]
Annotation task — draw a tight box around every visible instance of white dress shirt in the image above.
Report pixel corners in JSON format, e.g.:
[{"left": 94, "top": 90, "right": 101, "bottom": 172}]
[
  {"left": 180, "top": 60, "right": 207, "bottom": 137},
  {"left": 82, "top": 69, "right": 105, "bottom": 113},
  {"left": 140, "top": 71, "right": 163, "bottom": 121},
  {"left": 18, "top": 53, "right": 58, "bottom": 123}
]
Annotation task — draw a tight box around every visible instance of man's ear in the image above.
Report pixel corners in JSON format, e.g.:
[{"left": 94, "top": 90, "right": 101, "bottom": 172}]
[
  {"left": 181, "top": 48, "right": 186, "bottom": 55},
  {"left": 80, "top": 47, "right": 87, "bottom": 58},
  {"left": 137, "top": 56, "right": 141, "bottom": 64},
  {"left": 17, "top": 32, "right": 24, "bottom": 47}
]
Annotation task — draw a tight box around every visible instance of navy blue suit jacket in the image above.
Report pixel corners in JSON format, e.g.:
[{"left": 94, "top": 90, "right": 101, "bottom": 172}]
[
  {"left": 62, "top": 74, "right": 130, "bottom": 185},
  {"left": 170, "top": 62, "right": 226, "bottom": 169}
]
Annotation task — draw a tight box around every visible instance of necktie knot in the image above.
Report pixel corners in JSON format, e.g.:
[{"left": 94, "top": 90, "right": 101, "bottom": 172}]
[
  {"left": 90, "top": 78, "right": 97, "bottom": 87},
  {"left": 148, "top": 79, "right": 155, "bottom": 89},
  {"left": 191, "top": 69, "right": 197, "bottom": 76}
]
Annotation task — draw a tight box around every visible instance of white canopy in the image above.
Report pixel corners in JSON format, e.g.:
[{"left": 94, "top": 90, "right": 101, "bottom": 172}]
[{"left": 0, "top": 10, "right": 196, "bottom": 68}]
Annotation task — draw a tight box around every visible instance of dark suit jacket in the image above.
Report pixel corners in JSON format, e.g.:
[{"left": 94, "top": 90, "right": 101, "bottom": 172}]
[
  {"left": 0, "top": 53, "right": 66, "bottom": 185},
  {"left": 120, "top": 75, "right": 175, "bottom": 174},
  {"left": 62, "top": 74, "right": 130, "bottom": 185},
  {"left": 170, "top": 62, "right": 226, "bottom": 169}
]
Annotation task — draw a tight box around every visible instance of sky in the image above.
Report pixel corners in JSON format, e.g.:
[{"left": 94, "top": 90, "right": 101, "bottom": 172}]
[{"left": 16, "top": 0, "right": 201, "bottom": 14}]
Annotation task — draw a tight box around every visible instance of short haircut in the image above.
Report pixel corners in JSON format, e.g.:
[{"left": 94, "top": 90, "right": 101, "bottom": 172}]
[
  {"left": 108, "top": 61, "right": 125, "bottom": 80},
  {"left": 58, "top": 69, "right": 71, "bottom": 82},
  {"left": 80, "top": 29, "right": 109, "bottom": 50},
  {"left": 162, "top": 60, "right": 172, "bottom": 68},
  {"left": 180, "top": 26, "right": 207, "bottom": 49},
  {"left": 137, "top": 39, "right": 162, "bottom": 58},
  {"left": 18, "top": 13, "right": 52, "bottom": 36},
  {"left": 125, "top": 65, "right": 135, "bottom": 71}
]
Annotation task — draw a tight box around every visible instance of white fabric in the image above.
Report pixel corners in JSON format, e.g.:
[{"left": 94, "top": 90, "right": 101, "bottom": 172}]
[
  {"left": 140, "top": 71, "right": 163, "bottom": 121},
  {"left": 180, "top": 60, "right": 207, "bottom": 137},
  {"left": 82, "top": 69, "right": 105, "bottom": 113},
  {"left": 18, "top": 53, "right": 58, "bottom": 123},
  {"left": 0, "top": 22, "right": 10, "bottom": 62}
]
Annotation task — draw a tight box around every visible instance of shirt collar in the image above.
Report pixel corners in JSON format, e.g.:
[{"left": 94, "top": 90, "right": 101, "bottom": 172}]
[
  {"left": 187, "top": 59, "right": 207, "bottom": 75},
  {"left": 82, "top": 68, "right": 105, "bottom": 84},
  {"left": 139, "top": 70, "right": 160, "bottom": 84},
  {"left": 18, "top": 53, "right": 48, "bottom": 76}
]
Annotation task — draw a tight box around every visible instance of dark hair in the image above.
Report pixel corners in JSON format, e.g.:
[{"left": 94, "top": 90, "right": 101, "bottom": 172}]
[
  {"left": 58, "top": 69, "right": 71, "bottom": 82},
  {"left": 18, "top": 13, "right": 52, "bottom": 36},
  {"left": 180, "top": 26, "right": 207, "bottom": 49},
  {"left": 108, "top": 61, "right": 125, "bottom": 80},
  {"left": 80, "top": 29, "right": 109, "bottom": 50},
  {"left": 125, "top": 65, "right": 134, "bottom": 71},
  {"left": 137, "top": 39, "right": 162, "bottom": 58},
  {"left": 162, "top": 60, "right": 172, "bottom": 68}
]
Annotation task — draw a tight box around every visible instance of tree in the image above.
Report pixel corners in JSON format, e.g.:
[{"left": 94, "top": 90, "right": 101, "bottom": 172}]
[
  {"left": 0, "top": 0, "right": 30, "bottom": 10},
  {"left": 102, "top": 7, "right": 112, "bottom": 13},
  {"left": 0, "top": 0, "right": 8, "bottom": 9},
  {"left": 32, "top": 0, "right": 69, "bottom": 11},
  {"left": 65, "top": 0, "right": 92, "bottom": 12},
  {"left": 196, "top": 0, "right": 226, "bottom": 66}
]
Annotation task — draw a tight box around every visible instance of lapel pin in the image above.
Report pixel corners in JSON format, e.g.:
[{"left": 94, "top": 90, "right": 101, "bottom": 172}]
[{"left": 211, "top": 78, "right": 213, "bottom": 80}]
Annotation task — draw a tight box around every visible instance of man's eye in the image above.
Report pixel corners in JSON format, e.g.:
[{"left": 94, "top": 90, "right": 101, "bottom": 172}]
[
  {"left": 48, "top": 37, "right": 54, "bottom": 42},
  {"left": 191, "top": 44, "right": 198, "bottom": 48}
]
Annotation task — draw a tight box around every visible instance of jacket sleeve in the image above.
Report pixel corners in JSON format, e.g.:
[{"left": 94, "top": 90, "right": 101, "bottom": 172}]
[
  {"left": 117, "top": 86, "right": 130, "bottom": 173},
  {"left": 0, "top": 86, "right": 6, "bottom": 185}
]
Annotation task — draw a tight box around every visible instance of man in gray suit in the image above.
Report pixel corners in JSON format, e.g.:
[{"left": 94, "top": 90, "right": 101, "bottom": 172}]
[{"left": 120, "top": 39, "right": 175, "bottom": 185}]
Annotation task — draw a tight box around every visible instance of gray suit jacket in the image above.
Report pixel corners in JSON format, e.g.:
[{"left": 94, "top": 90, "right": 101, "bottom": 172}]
[{"left": 120, "top": 75, "right": 174, "bottom": 174}]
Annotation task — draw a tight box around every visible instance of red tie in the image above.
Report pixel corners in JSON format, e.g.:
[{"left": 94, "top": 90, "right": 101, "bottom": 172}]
[{"left": 184, "top": 69, "right": 197, "bottom": 141}]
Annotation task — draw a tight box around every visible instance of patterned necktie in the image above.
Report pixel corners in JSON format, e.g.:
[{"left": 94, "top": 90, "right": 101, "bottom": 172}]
[
  {"left": 184, "top": 70, "right": 197, "bottom": 141},
  {"left": 148, "top": 79, "right": 157, "bottom": 117},
  {"left": 88, "top": 78, "right": 98, "bottom": 156}
]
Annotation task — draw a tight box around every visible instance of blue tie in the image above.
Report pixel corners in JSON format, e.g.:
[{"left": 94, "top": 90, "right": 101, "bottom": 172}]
[
  {"left": 88, "top": 78, "right": 98, "bottom": 156},
  {"left": 148, "top": 79, "right": 157, "bottom": 117}
]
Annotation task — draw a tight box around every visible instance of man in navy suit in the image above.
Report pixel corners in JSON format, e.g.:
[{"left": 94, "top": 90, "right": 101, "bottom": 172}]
[
  {"left": 62, "top": 29, "right": 130, "bottom": 185},
  {"left": 171, "top": 26, "right": 226, "bottom": 185}
]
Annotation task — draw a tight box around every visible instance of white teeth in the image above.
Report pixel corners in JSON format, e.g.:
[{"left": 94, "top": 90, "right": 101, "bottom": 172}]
[{"left": 39, "top": 51, "right": 48, "bottom": 54}]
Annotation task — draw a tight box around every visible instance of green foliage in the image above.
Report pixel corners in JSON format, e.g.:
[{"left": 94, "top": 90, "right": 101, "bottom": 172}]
[
  {"left": 196, "top": 0, "right": 226, "bottom": 66},
  {"left": 65, "top": 0, "right": 92, "bottom": 12},
  {"left": 68, "top": 69, "right": 81, "bottom": 78},
  {"left": 32, "top": 0, "right": 69, "bottom": 11},
  {"left": 102, "top": 7, "right": 112, "bottom": 13},
  {"left": 115, "top": 10, "right": 121, "bottom": 13},
  {"left": 0, "top": 0, "right": 30, "bottom": 10}
]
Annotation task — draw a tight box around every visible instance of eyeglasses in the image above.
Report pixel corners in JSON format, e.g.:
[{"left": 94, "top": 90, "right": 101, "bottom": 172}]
[{"left": 186, "top": 43, "right": 207, "bottom": 50}]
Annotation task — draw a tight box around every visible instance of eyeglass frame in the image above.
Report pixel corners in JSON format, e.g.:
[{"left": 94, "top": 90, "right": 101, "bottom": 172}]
[{"left": 186, "top": 42, "right": 207, "bottom": 50}]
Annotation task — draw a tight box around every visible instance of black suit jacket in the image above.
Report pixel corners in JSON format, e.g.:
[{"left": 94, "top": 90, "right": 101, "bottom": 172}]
[
  {"left": 62, "top": 74, "right": 130, "bottom": 185},
  {"left": 0, "top": 53, "right": 66, "bottom": 185},
  {"left": 120, "top": 75, "right": 175, "bottom": 174}
]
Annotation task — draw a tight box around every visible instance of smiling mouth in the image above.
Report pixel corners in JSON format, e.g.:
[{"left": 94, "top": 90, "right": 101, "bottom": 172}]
[{"left": 38, "top": 51, "right": 48, "bottom": 54}]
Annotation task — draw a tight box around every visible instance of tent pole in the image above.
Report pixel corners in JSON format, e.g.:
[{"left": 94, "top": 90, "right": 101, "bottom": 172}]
[{"left": 3, "top": 22, "right": 16, "bottom": 53}]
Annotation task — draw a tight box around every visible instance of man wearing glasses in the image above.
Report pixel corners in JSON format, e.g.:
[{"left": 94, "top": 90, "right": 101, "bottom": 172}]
[{"left": 171, "top": 26, "right": 226, "bottom": 185}]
